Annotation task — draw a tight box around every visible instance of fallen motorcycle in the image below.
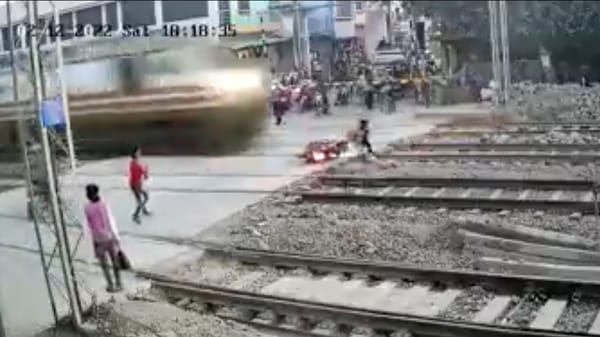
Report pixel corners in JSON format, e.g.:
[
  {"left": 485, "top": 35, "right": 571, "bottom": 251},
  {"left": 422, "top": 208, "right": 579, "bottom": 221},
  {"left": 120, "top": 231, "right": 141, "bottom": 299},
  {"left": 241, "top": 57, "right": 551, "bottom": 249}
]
[{"left": 297, "top": 139, "right": 349, "bottom": 164}]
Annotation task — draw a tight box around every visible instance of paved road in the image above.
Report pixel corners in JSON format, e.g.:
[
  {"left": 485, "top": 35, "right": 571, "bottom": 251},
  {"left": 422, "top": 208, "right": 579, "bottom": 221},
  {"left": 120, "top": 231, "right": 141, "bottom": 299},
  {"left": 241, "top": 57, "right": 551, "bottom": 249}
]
[{"left": 0, "top": 106, "right": 482, "bottom": 336}]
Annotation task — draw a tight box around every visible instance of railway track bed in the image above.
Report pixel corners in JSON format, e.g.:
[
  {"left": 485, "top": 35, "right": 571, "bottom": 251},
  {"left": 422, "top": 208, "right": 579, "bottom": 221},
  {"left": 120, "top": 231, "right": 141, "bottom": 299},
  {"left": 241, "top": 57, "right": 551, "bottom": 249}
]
[
  {"left": 296, "top": 176, "right": 598, "bottom": 213},
  {"left": 141, "top": 246, "right": 600, "bottom": 337},
  {"left": 378, "top": 151, "right": 600, "bottom": 163},
  {"left": 391, "top": 143, "right": 600, "bottom": 152},
  {"left": 431, "top": 124, "right": 600, "bottom": 135}
]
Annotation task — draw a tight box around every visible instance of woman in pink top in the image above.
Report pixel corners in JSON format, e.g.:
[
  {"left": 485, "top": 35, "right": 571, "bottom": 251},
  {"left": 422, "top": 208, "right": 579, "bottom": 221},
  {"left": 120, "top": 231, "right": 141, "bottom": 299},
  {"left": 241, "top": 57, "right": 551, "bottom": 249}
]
[{"left": 84, "top": 184, "right": 122, "bottom": 293}]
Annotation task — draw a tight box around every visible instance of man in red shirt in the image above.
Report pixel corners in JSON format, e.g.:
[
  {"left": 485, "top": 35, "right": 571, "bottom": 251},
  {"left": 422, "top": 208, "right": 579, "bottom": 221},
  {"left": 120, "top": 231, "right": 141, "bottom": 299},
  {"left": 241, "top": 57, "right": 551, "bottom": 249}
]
[{"left": 129, "top": 146, "right": 151, "bottom": 224}]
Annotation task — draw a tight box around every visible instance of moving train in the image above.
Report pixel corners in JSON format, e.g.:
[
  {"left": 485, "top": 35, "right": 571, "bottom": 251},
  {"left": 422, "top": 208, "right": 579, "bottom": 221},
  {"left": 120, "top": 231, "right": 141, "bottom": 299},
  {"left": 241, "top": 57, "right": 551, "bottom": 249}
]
[{"left": 0, "top": 42, "right": 269, "bottom": 158}]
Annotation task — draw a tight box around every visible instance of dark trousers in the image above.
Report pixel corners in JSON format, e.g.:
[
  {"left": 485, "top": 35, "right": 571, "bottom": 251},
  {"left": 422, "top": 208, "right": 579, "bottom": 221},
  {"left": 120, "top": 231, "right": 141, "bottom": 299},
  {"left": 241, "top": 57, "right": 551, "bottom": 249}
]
[
  {"left": 131, "top": 185, "right": 149, "bottom": 218},
  {"left": 361, "top": 137, "right": 374, "bottom": 153},
  {"left": 94, "top": 240, "right": 121, "bottom": 290},
  {"left": 365, "top": 92, "right": 374, "bottom": 110}
]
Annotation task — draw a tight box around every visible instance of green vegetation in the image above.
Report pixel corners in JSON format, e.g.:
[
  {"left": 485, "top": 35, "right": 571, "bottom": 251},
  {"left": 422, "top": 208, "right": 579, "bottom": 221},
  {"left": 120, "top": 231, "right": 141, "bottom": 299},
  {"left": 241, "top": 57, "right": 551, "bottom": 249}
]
[{"left": 410, "top": 1, "right": 600, "bottom": 80}]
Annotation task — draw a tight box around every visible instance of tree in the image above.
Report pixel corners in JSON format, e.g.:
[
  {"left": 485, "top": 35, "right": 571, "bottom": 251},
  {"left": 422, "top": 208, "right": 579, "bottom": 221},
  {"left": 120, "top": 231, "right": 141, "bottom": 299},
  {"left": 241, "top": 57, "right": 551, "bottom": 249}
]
[{"left": 410, "top": 1, "right": 600, "bottom": 79}]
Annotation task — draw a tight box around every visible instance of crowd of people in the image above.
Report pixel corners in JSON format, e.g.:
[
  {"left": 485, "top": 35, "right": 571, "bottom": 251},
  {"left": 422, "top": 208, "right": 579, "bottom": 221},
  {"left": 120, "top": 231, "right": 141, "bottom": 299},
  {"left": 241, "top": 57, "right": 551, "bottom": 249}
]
[{"left": 268, "top": 37, "right": 441, "bottom": 126}]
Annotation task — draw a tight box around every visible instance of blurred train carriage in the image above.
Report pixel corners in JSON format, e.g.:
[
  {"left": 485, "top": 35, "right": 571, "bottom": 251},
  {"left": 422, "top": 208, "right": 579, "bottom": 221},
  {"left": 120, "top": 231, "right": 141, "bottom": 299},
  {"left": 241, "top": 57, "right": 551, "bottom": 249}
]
[{"left": 0, "top": 38, "right": 269, "bottom": 158}]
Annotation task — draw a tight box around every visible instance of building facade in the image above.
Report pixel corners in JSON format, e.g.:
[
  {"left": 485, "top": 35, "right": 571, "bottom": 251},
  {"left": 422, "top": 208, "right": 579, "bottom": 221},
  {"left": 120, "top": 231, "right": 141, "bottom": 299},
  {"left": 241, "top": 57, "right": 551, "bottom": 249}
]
[{"left": 0, "top": 1, "right": 222, "bottom": 54}]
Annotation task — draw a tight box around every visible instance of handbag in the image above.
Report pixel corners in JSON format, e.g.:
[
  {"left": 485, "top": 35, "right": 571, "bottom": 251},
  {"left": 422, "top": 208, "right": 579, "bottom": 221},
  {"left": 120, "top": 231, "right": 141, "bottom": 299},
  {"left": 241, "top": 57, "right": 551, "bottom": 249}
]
[{"left": 116, "top": 250, "right": 132, "bottom": 270}]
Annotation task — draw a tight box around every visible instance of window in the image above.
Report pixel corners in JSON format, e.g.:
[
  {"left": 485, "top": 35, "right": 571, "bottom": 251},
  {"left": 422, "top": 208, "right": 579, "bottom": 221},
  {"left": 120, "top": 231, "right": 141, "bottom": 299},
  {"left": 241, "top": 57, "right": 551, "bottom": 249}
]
[
  {"left": 1, "top": 27, "right": 10, "bottom": 51},
  {"left": 76, "top": 6, "right": 102, "bottom": 27},
  {"left": 218, "top": 0, "right": 230, "bottom": 11},
  {"left": 162, "top": 1, "right": 208, "bottom": 22},
  {"left": 238, "top": 0, "right": 250, "bottom": 14},
  {"left": 218, "top": 0, "right": 231, "bottom": 25},
  {"left": 59, "top": 12, "right": 74, "bottom": 40},
  {"left": 121, "top": 0, "right": 155, "bottom": 27},
  {"left": 105, "top": 2, "right": 118, "bottom": 29},
  {"left": 336, "top": 1, "right": 353, "bottom": 18}
]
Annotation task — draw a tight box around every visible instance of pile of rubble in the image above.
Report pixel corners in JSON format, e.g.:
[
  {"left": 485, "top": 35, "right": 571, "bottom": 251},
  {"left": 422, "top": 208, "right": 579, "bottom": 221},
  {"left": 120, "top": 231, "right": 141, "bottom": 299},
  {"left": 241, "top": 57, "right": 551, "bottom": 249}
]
[{"left": 507, "top": 83, "right": 600, "bottom": 122}]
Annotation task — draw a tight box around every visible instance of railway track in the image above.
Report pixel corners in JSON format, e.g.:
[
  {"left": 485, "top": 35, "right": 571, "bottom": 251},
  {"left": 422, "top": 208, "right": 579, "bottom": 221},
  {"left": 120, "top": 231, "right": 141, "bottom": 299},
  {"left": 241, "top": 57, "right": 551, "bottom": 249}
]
[
  {"left": 429, "top": 128, "right": 600, "bottom": 137},
  {"left": 298, "top": 176, "right": 598, "bottom": 213},
  {"left": 380, "top": 151, "right": 600, "bottom": 163},
  {"left": 317, "top": 175, "right": 596, "bottom": 190},
  {"left": 436, "top": 122, "right": 600, "bottom": 129},
  {"left": 141, "top": 245, "right": 600, "bottom": 337},
  {"left": 392, "top": 143, "right": 600, "bottom": 152},
  {"left": 429, "top": 123, "right": 600, "bottom": 137}
]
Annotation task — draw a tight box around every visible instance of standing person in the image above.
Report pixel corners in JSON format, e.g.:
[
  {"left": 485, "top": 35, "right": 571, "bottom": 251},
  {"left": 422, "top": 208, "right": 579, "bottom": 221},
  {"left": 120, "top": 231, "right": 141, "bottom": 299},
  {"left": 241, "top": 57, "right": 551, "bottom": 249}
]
[
  {"left": 273, "top": 94, "right": 287, "bottom": 126},
  {"left": 129, "top": 146, "right": 151, "bottom": 224},
  {"left": 365, "top": 83, "right": 374, "bottom": 110},
  {"left": 84, "top": 184, "right": 122, "bottom": 293}
]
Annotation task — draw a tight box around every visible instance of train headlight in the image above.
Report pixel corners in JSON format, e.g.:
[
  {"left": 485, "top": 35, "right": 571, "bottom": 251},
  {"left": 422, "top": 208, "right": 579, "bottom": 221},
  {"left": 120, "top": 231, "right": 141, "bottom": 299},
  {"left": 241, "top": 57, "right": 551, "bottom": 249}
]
[
  {"left": 211, "top": 70, "right": 262, "bottom": 92},
  {"left": 311, "top": 151, "right": 326, "bottom": 162}
]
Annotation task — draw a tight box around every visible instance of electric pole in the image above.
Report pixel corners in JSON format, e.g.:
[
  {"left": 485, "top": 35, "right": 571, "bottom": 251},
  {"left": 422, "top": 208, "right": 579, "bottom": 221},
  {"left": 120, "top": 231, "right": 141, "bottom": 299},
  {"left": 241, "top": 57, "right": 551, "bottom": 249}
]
[
  {"left": 52, "top": 1, "right": 77, "bottom": 171},
  {"left": 499, "top": 0, "right": 511, "bottom": 105},
  {"left": 26, "top": 0, "right": 83, "bottom": 328},
  {"left": 488, "top": 0, "right": 501, "bottom": 106}
]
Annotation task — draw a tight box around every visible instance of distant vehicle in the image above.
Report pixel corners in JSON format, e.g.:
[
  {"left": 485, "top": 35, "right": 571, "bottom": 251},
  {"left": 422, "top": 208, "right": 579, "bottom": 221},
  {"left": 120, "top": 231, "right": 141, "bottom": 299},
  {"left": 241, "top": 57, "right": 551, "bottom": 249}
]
[{"left": 373, "top": 50, "right": 406, "bottom": 66}]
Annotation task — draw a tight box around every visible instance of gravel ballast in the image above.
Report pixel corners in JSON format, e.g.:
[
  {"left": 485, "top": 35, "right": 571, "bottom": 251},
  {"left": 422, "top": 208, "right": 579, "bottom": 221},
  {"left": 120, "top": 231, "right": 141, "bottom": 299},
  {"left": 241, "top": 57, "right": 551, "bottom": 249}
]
[
  {"left": 555, "top": 294, "right": 600, "bottom": 332},
  {"left": 202, "top": 195, "right": 600, "bottom": 273},
  {"left": 508, "top": 83, "right": 600, "bottom": 123},
  {"left": 438, "top": 286, "right": 494, "bottom": 321},
  {"left": 90, "top": 300, "right": 265, "bottom": 337},
  {"left": 327, "top": 158, "right": 596, "bottom": 180}
]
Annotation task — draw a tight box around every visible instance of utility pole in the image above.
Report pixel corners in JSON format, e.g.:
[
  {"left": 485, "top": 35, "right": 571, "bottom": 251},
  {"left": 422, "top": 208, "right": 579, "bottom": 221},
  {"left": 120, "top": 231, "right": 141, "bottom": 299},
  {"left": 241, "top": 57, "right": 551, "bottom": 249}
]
[
  {"left": 303, "top": 13, "right": 311, "bottom": 78},
  {"left": 0, "top": 301, "right": 5, "bottom": 337},
  {"left": 292, "top": 0, "right": 301, "bottom": 69},
  {"left": 499, "top": 0, "right": 511, "bottom": 105},
  {"left": 52, "top": 1, "right": 77, "bottom": 171},
  {"left": 10, "top": 0, "right": 61, "bottom": 328},
  {"left": 26, "top": 0, "right": 83, "bottom": 328},
  {"left": 488, "top": 0, "right": 502, "bottom": 106},
  {"left": 6, "top": 0, "right": 35, "bottom": 221}
]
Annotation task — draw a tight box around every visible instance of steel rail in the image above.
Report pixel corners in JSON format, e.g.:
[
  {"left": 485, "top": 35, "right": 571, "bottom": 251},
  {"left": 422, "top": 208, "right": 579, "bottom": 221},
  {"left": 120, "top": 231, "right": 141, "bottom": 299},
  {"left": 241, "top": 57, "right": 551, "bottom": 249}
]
[
  {"left": 146, "top": 273, "right": 595, "bottom": 337},
  {"left": 192, "top": 245, "right": 600, "bottom": 295},
  {"left": 429, "top": 128, "right": 600, "bottom": 136},
  {"left": 436, "top": 122, "right": 600, "bottom": 128},
  {"left": 392, "top": 143, "right": 600, "bottom": 152},
  {"left": 297, "top": 192, "right": 595, "bottom": 213},
  {"left": 380, "top": 152, "right": 600, "bottom": 162},
  {"left": 316, "top": 176, "right": 595, "bottom": 190}
]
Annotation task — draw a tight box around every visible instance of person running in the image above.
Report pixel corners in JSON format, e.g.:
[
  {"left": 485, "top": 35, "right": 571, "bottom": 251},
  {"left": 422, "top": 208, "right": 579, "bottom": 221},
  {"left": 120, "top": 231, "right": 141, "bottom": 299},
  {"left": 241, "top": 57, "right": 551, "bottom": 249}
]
[
  {"left": 129, "top": 146, "right": 151, "bottom": 224},
  {"left": 84, "top": 184, "right": 122, "bottom": 293},
  {"left": 357, "top": 119, "right": 374, "bottom": 154},
  {"left": 346, "top": 119, "right": 374, "bottom": 155}
]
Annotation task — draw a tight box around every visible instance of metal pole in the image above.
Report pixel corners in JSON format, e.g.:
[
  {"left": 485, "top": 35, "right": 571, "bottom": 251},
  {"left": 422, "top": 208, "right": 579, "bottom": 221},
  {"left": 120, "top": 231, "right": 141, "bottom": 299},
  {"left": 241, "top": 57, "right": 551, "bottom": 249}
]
[
  {"left": 26, "top": 0, "right": 82, "bottom": 328},
  {"left": 52, "top": 3, "right": 77, "bottom": 171},
  {"left": 0, "top": 302, "right": 5, "bottom": 337},
  {"left": 499, "top": 0, "right": 511, "bottom": 105},
  {"left": 303, "top": 13, "right": 311, "bottom": 79},
  {"left": 488, "top": 0, "right": 501, "bottom": 106},
  {"left": 16, "top": 0, "right": 62, "bottom": 327},
  {"left": 292, "top": 0, "right": 300, "bottom": 69},
  {"left": 7, "top": 0, "right": 34, "bottom": 217}
]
